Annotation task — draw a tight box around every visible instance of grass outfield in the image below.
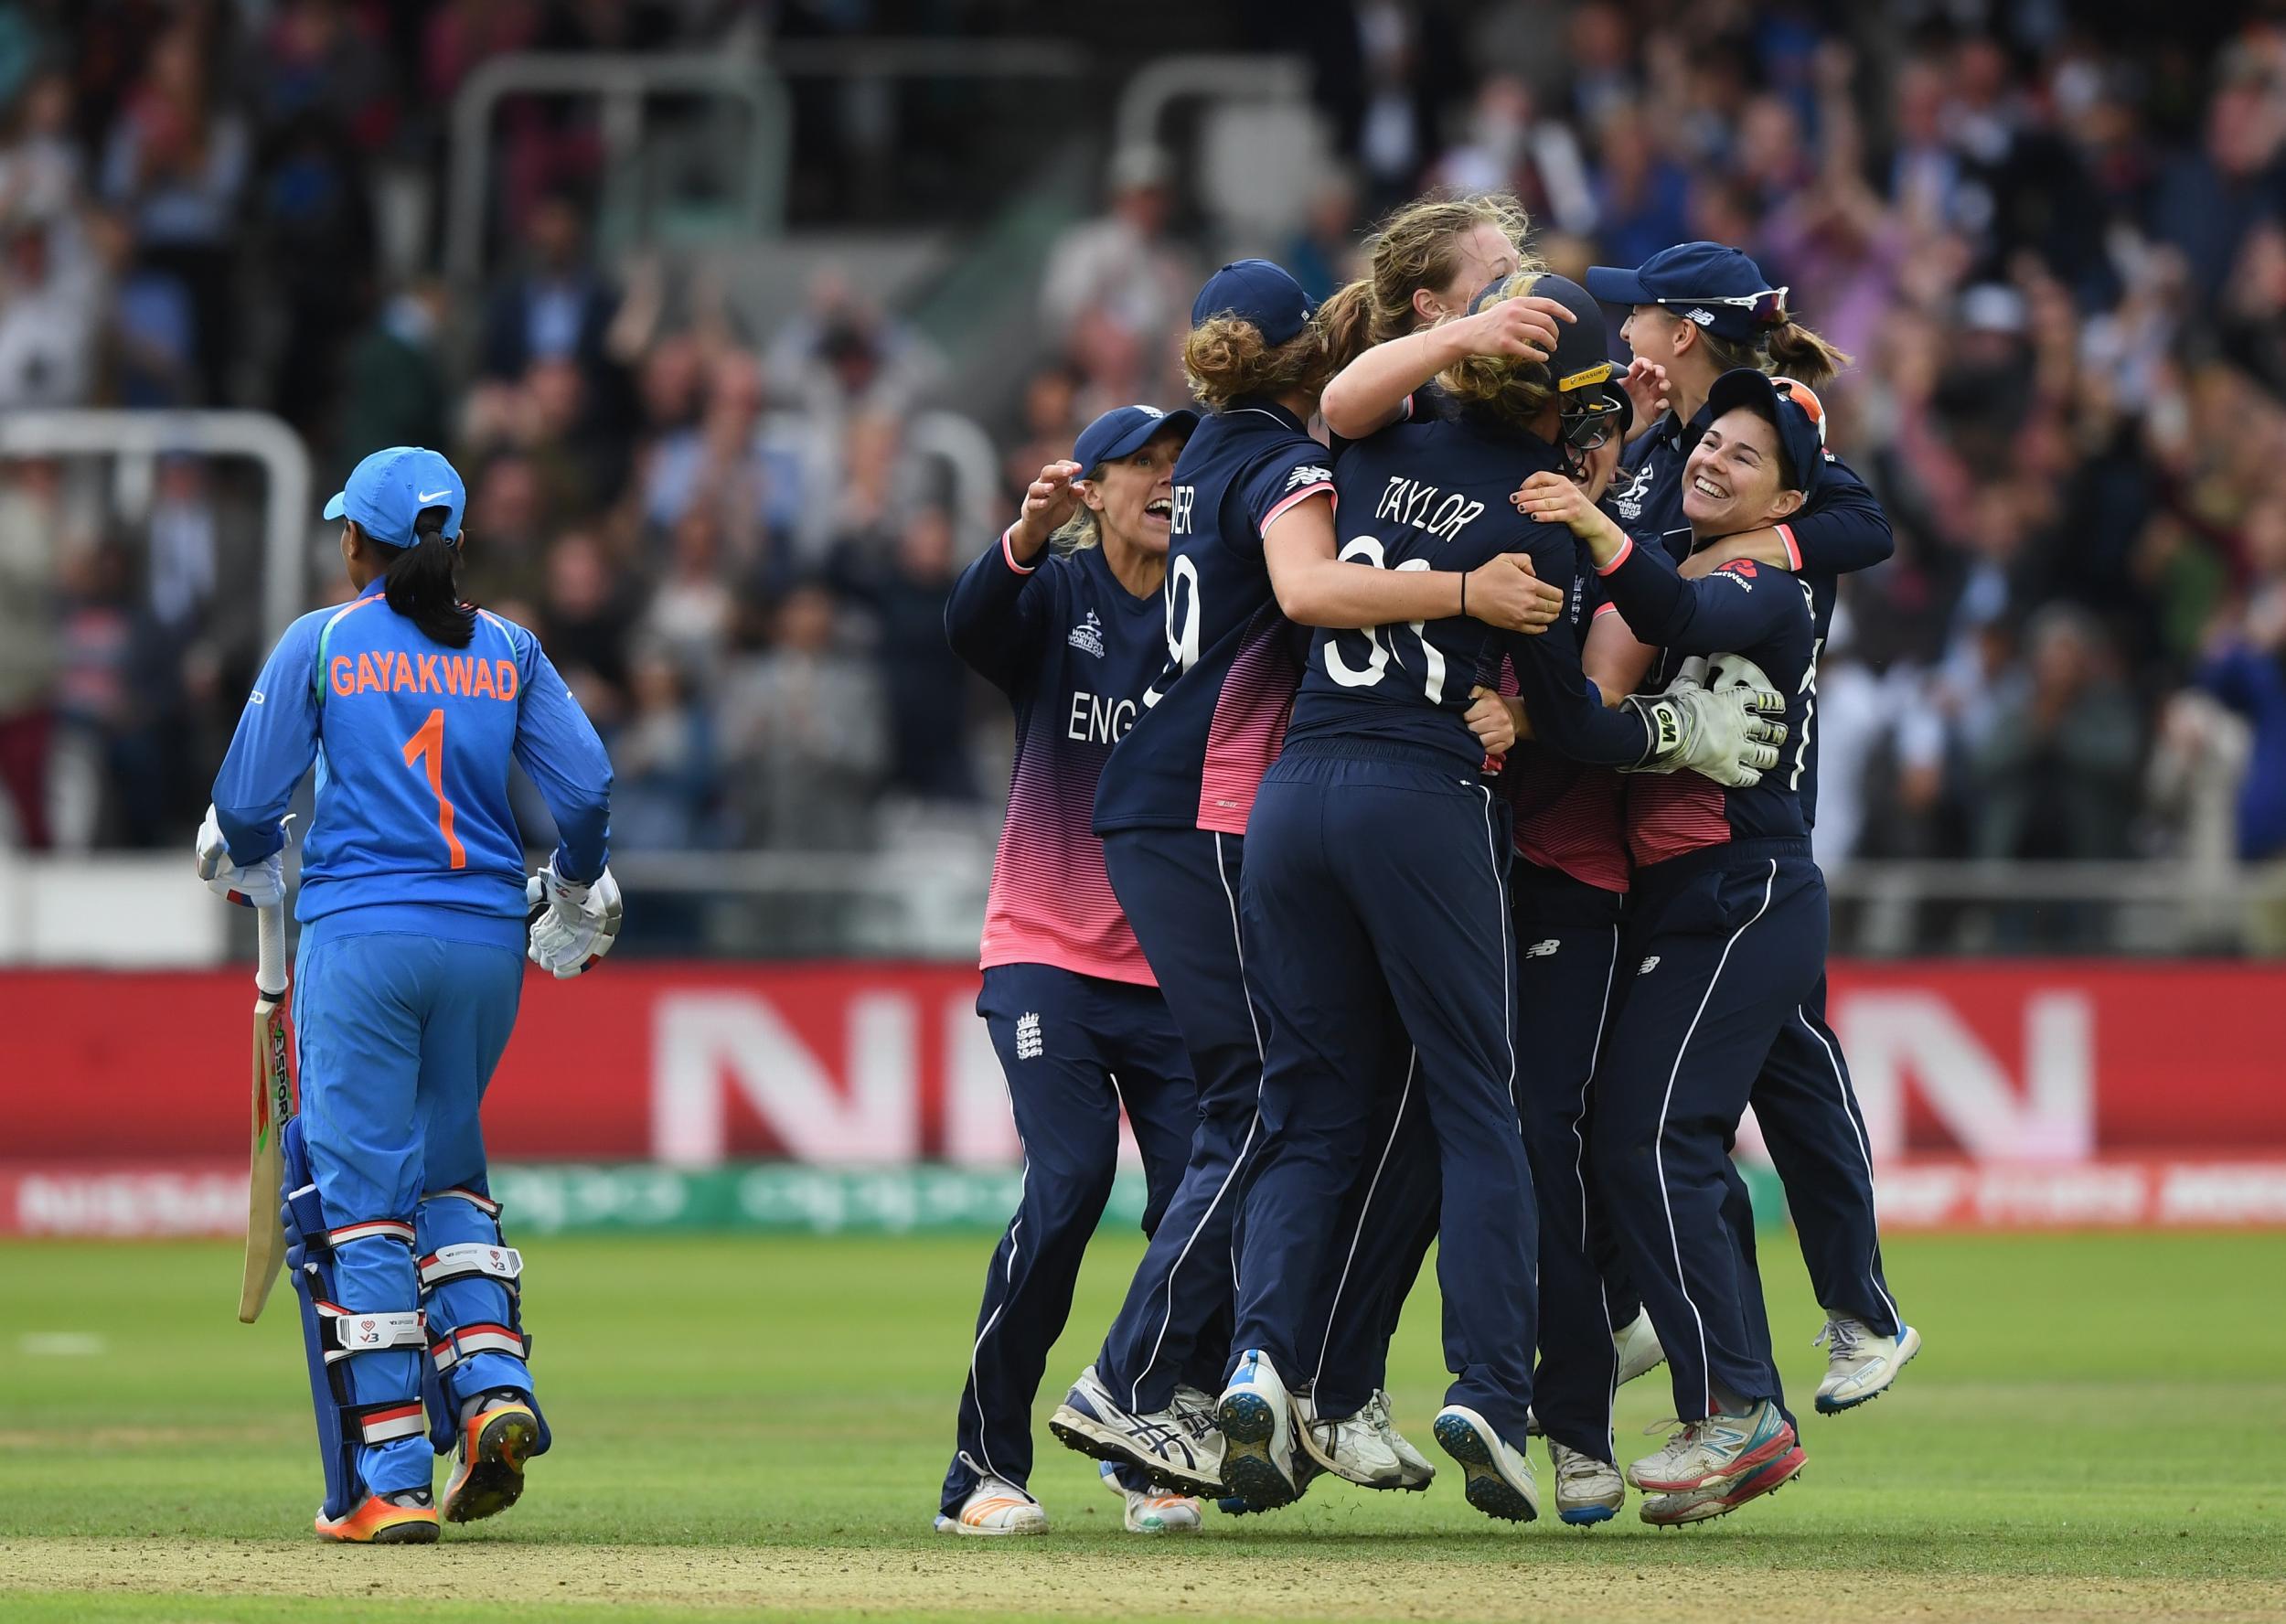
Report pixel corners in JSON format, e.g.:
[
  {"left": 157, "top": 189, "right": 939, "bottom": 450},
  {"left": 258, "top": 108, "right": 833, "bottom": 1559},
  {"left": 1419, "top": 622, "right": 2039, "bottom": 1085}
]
[{"left": 2, "top": 1230, "right": 2281, "bottom": 1623}]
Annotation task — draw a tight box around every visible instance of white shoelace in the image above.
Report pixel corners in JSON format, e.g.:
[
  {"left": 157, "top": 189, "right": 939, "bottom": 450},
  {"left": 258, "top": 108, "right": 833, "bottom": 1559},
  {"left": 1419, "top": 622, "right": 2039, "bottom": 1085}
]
[{"left": 1815, "top": 1316, "right": 1865, "bottom": 1357}]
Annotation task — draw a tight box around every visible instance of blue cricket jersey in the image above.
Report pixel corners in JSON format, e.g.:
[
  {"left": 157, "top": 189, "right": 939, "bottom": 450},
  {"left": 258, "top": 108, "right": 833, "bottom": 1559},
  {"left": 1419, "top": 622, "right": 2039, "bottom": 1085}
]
[
  {"left": 1289, "top": 410, "right": 1657, "bottom": 772},
  {"left": 946, "top": 528, "right": 1164, "bottom": 985},
  {"left": 211, "top": 580, "right": 614, "bottom": 932},
  {"left": 1091, "top": 399, "right": 1333, "bottom": 837}
]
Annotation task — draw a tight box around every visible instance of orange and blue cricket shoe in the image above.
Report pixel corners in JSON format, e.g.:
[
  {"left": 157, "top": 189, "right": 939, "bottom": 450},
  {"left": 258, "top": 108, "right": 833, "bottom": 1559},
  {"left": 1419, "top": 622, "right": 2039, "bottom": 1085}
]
[
  {"left": 315, "top": 1488, "right": 439, "bottom": 1544},
  {"left": 442, "top": 1398, "right": 541, "bottom": 1523}
]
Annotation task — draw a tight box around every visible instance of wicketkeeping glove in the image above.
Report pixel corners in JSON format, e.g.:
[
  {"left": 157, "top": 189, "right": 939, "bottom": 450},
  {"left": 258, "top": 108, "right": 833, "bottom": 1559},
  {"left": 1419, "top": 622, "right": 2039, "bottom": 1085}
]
[
  {"left": 1619, "top": 672, "right": 1788, "bottom": 787},
  {"left": 194, "top": 803, "right": 288, "bottom": 908},
  {"left": 525, "top": 860, "right": 625, "bottom": 978}
]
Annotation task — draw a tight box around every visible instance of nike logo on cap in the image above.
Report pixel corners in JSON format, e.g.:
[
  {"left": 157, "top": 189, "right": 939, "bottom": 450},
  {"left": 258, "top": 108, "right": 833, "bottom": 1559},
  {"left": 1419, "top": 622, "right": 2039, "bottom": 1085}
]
[{"left": 417, "top": 488, "right": 451, "bottom": 503}]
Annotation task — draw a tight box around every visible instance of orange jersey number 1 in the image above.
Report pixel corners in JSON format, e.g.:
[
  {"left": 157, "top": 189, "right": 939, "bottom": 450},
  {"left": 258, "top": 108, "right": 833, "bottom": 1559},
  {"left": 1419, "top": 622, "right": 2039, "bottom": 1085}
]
[{"left": 401, "top": 708, "right": 467, "bottom": 869}]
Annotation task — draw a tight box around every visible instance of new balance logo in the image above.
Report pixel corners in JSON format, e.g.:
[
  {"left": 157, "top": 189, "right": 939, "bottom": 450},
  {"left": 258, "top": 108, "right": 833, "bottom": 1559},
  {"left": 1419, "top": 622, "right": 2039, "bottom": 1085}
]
[
  {"left": 1285, "top": 464, "right": 1331, "bottom": 491},
  {"left": 1015, "top": 1012, "right": 1043, "bottom": 1060},
  {"left": 1638, "top": 956, "right": 1661, "bottom": 976},
  {"left": 1067, "top": 611, "right": 1106, "bottom": 658},
  {"left": 1525, "top": 938, "right": 1560, "bottom": 958}
]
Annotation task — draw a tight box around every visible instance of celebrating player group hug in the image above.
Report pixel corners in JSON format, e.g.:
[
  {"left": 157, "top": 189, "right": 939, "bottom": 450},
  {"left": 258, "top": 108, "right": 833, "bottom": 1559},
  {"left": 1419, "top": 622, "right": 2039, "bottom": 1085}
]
[
  {"left": 936, "top": 191, "right": 1921, "bottom": 1539},
  {"left": 195, "top": 186, "right": 1919, "bottom": 1550}
]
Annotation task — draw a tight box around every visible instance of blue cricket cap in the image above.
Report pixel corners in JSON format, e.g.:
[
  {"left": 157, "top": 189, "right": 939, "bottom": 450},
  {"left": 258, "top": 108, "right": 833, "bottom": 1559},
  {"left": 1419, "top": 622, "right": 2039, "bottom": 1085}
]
[
  {"left": 1585, "top": 241, "right": 1789, "bottom": 343},
  {"left": 1702, "top": 368, "right": 1826, "bottom": 496},
  {"left": 323, "top": 446, "right": 467, "bottom": 549},
  {"left": 1191, "top": 259, "right": 1315, "bottom": 346},
  {"left": 1073, "top": 403, "right": 1199, "bottom": 471}
]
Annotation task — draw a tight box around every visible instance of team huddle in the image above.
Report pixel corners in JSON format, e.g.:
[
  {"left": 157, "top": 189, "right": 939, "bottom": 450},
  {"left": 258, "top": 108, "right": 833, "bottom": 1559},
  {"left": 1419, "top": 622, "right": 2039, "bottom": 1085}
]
[{"left": 938, "top": 192, "right": 1920, "bottom": 1538}]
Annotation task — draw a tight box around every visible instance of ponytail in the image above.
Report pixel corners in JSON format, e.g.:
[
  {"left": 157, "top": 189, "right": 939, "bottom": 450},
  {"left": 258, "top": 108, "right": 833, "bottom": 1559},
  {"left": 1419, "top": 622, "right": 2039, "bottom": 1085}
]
[
  {"left": 1698, "top": 315, "right": 1853, "bottom": 392},
  {"left": 373, "top": 507, "right": 475, "bottom": 648},
  {"left": 1181, "top": 315, "right": 1332, "bottom": 411},
  {"left": 1313, "top": 278, "right": 1378, "bottom": 374},
  {"left": 1761, "top": 317, "right": 1853, "bottom": 391}
]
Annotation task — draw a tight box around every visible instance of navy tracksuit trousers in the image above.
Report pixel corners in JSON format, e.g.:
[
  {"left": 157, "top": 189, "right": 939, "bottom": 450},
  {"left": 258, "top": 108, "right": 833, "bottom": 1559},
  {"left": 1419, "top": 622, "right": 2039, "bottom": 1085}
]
[
  {"left": 1231, "top": 746, "right": 1537, "bottom": 1443},
  {"left": 1095, "top": 826, "right": 1433, "bottom": 1421},
  {"left": 940, "top": 963, "right": 1197, "bottom": 1514},
  {"left": 1757, "top": 974, "right": 1904, "bottom": 1335},
  {"left": 1593, "top": 839, "right": 1823, "bottom": 1424},
  {"left": 1510, "top": 863, "right": 1629, "bottom": 1465}
]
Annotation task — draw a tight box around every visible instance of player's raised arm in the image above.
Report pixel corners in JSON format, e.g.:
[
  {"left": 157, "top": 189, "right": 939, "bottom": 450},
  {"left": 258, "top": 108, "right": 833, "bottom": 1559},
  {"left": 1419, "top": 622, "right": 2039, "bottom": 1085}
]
[{"left": 943, "top": 455, "right": 1084, "bottom": 689}]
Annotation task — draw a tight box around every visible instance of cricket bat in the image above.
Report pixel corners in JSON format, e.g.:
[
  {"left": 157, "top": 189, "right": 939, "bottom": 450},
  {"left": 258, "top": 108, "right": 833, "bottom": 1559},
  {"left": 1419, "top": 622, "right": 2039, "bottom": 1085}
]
[{"left": 237, "top": 902, "right": 294, "bottom": 1323}]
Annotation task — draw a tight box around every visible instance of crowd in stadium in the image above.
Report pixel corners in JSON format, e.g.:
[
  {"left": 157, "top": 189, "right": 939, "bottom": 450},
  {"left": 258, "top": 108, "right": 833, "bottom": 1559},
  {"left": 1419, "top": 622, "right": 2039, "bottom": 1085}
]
[{"left": 0, "top": 1, "right": 2281, "bottom": 901}]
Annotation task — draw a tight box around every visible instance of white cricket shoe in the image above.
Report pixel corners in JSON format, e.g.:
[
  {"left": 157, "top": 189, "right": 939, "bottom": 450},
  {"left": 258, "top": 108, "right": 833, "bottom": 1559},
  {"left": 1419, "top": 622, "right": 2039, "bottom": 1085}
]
[
  {"left": 1047, "top": 1365, "right": 1224, "bottom": 1497},
  {"left": 933, "top": 1477, "right": 1047, "bottom": 1536},
  {"left": 1814, "top": 1317, "right": 1922, "bottom": 1414},
  {"left": 1293, "top": 1384, "right": 1403, "bottom": 1489},
  {"left": 1363, "top": 1389, "right": 1435, "bottom": 1490},
  {"left": 1548, "top": 1440, "right": 1625, "bottom": 1525},
  {"left": 1099, "top": 1461, "right": 1202, "bottom": 1533},
  {"left": 1432, "top": 1405, "right": 1541, "bottom": 1523},
  {"left": 1216, "top": 1350, "right": 1302, "bottom": 1509},
  {"left": 1628, "top": 1401, "right": 1797, "bottom": 1493},
  {"left": 1614, "top": 1310, "right": 1666, "bottom": 1387},
  {"left": 1640, "top": 1441, "right": 1804, "bottom": 1526}
]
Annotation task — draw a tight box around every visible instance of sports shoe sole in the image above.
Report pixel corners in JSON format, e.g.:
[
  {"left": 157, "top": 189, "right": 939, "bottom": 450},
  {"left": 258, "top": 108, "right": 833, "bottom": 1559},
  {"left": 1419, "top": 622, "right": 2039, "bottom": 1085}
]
[
  {"left": 1630, "top": 1417, "right": 1798, "bottom": 1493},
  {"left": 1216, "top": 1392, "right": 1299, "bottom": 1510},
  {"left": 1640, "top": 1444, "right": 1805, "bottom": 1526},
  {"left": 1815, "top": 1325, "right": 1923, "bottom": 1415},
  {"left": 315, "top": 1499, "right": 440, "bottom": 1544},
  {"left": 1557, "top": 1490, "right": 1622, "bottom": 1526},
  {"left": 1047, "top": 1404, "right": 1223, "bottom": 1499},
  {"left": 933, "top": 1509, "right": 1048, "bottom": 1536},
  {"left": 1432, "top": 1412, "right": 1538, "bottom": 1523},
  {"left": 443, "top": 1406, "right": 539, "bottom": 1524}
]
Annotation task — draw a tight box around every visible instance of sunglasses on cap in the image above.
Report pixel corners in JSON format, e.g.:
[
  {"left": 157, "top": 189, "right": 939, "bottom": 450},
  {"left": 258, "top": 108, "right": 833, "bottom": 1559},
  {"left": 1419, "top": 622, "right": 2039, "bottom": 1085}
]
[{"left": 1654, "top": 286, "right": 1789, "bottom": 326}]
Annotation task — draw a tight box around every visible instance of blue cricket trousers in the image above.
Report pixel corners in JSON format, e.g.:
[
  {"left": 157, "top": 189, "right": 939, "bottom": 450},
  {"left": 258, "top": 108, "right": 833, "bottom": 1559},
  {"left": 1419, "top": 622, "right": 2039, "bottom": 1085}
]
[
  {"left": 1232, "top": 743, "right": 1537, "bottom": 1443},
  {"left": 1510, "top": 862, "right": 1629, "bottom": 1465},
  {"left": 941, "top": 963, "right": 1196, "bottom": 1514},
  {"left": 293, "top": 911, "right": 529, "bottom": 1498},
  {"left": 1592, "top": 839, "right": 1824, "bottom": 1423}
]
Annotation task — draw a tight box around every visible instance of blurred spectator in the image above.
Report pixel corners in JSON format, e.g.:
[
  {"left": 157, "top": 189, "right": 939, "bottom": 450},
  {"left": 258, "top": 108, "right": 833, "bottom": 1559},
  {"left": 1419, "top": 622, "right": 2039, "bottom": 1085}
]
[
  {"left": 1972, "top": 606, "right": 2143, "bottom": 862},
  {"left": 539, "top": 530, "right": 636, "bottom": 727},
  {"left": 0, "top": 458, "right": 61, "bottom": 848},
  {"left": 101, "top": 21, "right": 250, "bottom": 403},
  {"left": 716, "top": 581, "right": 887, "bottom": 850},
  {"left": 848, "top": 504, "right": 976, "bottom": 806},
  {"left": 1283, "top": 167, "right": 1362, "bottom": 303},
  {"left": 480, "top": 191, "right": 618, "bottom": 390},
  {"left": 336, "top": 282, "right": 451, "bottom": 469},
  {"left": 1039, "top": 144, "right": 1197, "bottom": 349},
  {"left": 610, "top": 647, "right": 716, "bottom": 852},
  {"left": 0, "top": 209, "right": 100, "bottom": 409}
]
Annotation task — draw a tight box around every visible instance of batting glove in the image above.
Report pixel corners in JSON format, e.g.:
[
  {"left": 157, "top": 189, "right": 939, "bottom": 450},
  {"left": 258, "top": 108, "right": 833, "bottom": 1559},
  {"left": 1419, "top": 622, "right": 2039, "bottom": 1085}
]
[
  {"left": 195, "top": 803, "right": 287, "bottom": 909},
  {"left": 526, "top": 860, "right": 625, "bottom": 978}
]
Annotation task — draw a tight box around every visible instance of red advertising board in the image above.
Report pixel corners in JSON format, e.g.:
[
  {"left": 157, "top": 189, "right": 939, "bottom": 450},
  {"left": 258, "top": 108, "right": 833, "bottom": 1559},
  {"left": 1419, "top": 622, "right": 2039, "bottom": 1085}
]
[{"left": 6, "top": 960, "right": 2284, "bottom": 1173}]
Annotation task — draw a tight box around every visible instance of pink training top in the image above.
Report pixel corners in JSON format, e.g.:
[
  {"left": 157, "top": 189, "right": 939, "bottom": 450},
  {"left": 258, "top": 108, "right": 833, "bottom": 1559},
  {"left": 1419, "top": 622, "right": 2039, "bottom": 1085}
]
[{"left": 950, "top": 528, "right": 1163, "bottom": 987}]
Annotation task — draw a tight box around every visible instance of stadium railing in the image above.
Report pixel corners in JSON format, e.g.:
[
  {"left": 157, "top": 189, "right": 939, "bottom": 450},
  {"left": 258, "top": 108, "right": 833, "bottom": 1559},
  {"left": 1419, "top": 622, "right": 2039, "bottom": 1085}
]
[{"left": 0, "top": 408, "right": 313, "bottom": 645}]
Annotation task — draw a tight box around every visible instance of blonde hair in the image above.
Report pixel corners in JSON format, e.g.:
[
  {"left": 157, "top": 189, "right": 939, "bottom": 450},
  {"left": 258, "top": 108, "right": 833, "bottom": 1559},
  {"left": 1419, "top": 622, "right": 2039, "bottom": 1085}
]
[
  {"left": 1436, "top": 271, "right": 1559, "bottom": 432},
  {"left": 1182, "top": 317, "right": 1333, "bottom": 411},
  {"left": 1317, "top": 190, "right": 1544, "bottom": 370},
  {"left": 1052, "top": 465, "right": 1105, "bottom": 553}
]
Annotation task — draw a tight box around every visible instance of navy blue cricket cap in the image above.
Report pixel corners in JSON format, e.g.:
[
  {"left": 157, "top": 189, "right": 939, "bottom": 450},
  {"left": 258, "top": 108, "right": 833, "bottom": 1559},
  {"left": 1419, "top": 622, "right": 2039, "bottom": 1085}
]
[
  {"left": 1191, "top": 258, "right": 1315, "bottom": 346},
  {"left": 323, "top": 445, "right": 467, "bottom": 549},
  {"left": 1703, "top": 368, "right": 1826, "bottom": 495},
  {"left": 1073, "top": 403, "right": 1199, "bottom": 471},
  {"left": 1585, "top": 241, "right": 1789, "bottom": 344}
]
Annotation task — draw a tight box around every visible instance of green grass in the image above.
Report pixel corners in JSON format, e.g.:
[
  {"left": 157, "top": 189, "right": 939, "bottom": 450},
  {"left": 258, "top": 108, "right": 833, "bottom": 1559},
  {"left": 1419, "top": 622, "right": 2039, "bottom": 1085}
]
[{"left": 3, "top": 1230, "right": 2282, "bottom": 1622}]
